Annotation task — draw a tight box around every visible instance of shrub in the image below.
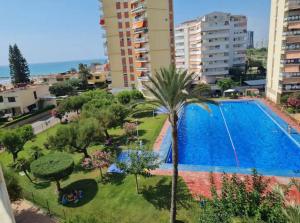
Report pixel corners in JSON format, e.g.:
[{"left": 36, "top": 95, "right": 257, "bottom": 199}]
[
  {"left": 130, "top": 90, "right": 144, "bottom": 100},
  {"left": 117, "top": 91, "right": 132, "bottom": 104},
  {"left": 288, "top": 92, "right": 300, "bottom": 108},
  {"left": 3, "top": 168, "right": 22, "bottom": 201},
  {"left": 280, "top": 94, "right": 290, "bottom": 105},
  {"left": 199, "top": 170, "right": 287, "bottom": 223},
  {"left": 286, "top": 107, "right": 295, "bottom": 114}
]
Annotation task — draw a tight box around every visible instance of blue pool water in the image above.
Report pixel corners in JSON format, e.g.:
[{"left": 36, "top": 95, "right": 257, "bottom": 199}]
[{"left": 165, "top": 101, "right": 300, "bottom": 176}]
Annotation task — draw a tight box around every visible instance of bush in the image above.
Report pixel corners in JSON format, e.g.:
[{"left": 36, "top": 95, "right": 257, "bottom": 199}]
[
  {"left": 117, "top": 91, "right": 132, "bottom": 104},
  {"left": 130, "top": 90, "right": 144, "bottom": 100},
  {"left": 199, "top": 170, "right": 287, "bottom": 223},
  {"left": 287, "top": 92, "right": 300, "bottom": 108},
  {"left": 286, "top": 107, "right": 295, "bottom": 114},
  {"left": 3, "top": 168, "right": 22, "bottom": 201},
  {"left": 280, "top": 94, "right": 290, "bottom": 105}
]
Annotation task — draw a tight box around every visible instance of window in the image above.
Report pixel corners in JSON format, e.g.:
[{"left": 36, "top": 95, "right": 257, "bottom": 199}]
[
  {"left": 119, "top": 32, "right": 123, "bottom": 38},
  {"left": 95, "top": 76, "right": 100, "bottom": 80},
  {"left": 126, "top": 31, "right": 131, "bottom": 37},
  {"left": 33, "top": 91, "right": 37, "bottom": 99},
  {"left": 128, "top": 49, "right": 132, "bottom": 55},
  {"left": 121, "top": 49, "right": 125, "bottom": 56},
  {"left": 0, "top": 96, "right": 3, "bottom": 103},
  {"left": 116, "top": 2, "right": 121, "bottom": 9},
  {"left": 123, "top": 2, "right": 128, "bottom": 8},
  {"left": 122, "top": 58, "right": 127, "bottom": 65},
  {"left": 124, "top": 12, "right": 129, "bottom": 18},
  {"left": 125, "top": 22, "right": 130, "bottom": 28},
  {"left": 117, "top": 12, "right": 122, "bottom": 19},
  {"left": 118, "top": 22, "right": 122, "bottom": 29},
  {"left": 8, "top": 97, "right": 16, "bottom": 103}
]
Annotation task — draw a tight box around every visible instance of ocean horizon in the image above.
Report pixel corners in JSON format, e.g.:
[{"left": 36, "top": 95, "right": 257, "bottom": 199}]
[{"left": 0, "top": 58, "right": 107, "bottom": 79}]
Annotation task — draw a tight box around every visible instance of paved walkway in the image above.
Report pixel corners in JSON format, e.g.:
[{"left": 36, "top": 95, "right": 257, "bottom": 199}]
[
  {"left": 153, "top": 119, "right": 170, "bottom": 152},
  {"left": 13, "top": 200, "right": 56, "bottom": 223}
]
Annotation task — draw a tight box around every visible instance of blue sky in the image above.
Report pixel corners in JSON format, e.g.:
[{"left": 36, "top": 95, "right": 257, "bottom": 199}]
[{"left": 0, "top": 0, "right": 270, "bottom": 66}]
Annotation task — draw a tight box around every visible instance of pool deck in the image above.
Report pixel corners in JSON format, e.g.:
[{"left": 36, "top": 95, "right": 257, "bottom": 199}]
[{"left": 152, "top": 99, "right": 300, "bottom": 202}]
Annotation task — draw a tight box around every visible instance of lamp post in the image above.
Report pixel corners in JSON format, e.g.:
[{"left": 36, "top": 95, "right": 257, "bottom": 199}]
[{"left": 136, "top": 119, "right": 139, "bottom": 138}]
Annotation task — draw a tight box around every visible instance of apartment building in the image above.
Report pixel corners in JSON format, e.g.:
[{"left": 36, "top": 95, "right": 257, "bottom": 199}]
[
  {"left": 266, "top": 0, "right": 300, "bottom": 103},
  {"left": 0, "top": 166, "right": 16, "bottom": 223},
  {"left": 100, "top": 0, "right": 174, "bottom": 93},
  {"left": 175, "top": 12, "right": 247, "bottom": 84},
  {"left": 0, "top": 84, "right": 56, "bottom": 117},
  {"left": 88, "top": 63, "right": 110, "bottom": 85}
]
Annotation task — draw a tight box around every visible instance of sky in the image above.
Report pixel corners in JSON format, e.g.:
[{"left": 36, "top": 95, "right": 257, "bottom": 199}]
[{"left": 0, "top": 0, "right": 271, "bottom": 66}]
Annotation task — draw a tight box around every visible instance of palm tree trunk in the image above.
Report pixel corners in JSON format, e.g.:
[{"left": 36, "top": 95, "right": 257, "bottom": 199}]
[
  {"left": 135, "top": 174, "right": 139, "bottom": 194},
  {"left": 99, "top": 167, "right": 103, "bottom": 180},
  {"left": 170, "top": 113, "right": 178, "bottom": 223}
]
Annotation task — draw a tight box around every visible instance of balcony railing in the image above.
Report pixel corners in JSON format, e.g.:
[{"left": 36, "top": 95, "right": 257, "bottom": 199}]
[
  {"left": 279, "top": 84, "right": 300, "bottom": 91},
  {"left": 282, "top": 44, "right": 300, "bottom": 50},
  {"left": 131, "top": 5, "right": 146, "bottom": 14},
  {"left": 280, "top": 72, "right": 300, "bottom": 78},
  {"left": 135, "top": 57, "right": 148, "bottom": 62},
  {"left": 135, "top": 47, "right": 149, "bottom": 53},
  {"left": 281, "top": 58, "right": 300, "bottom": 64},
  {"left": 285, "top": 15, "right": 300, "bottom": 22},
  {"left": 134, "top": 37, "right": 148, "bottom": 43},
  {"left": 283, "top": 30, "right": 300, "bottom": 36},
  {"left": 286, "top": 0, "right": 300, "bottom": 10}
]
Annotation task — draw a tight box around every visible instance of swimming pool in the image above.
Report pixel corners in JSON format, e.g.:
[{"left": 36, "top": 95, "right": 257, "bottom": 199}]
[{"left": 163, "top": 100, "right": 300, "bottom": 177}]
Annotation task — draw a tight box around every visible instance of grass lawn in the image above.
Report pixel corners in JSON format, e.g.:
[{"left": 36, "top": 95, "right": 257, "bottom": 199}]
[{"left": 0, "top": 105, "right": 200, "bottom": 223}]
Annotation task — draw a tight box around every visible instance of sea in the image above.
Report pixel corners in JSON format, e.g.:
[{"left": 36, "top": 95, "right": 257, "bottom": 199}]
[{"left": 0, "top": 59, "right": 106, "bottom": 84}]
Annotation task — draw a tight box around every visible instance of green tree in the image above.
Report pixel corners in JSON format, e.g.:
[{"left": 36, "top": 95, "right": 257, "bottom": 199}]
[
  {"left": 118, "top": 150, "right": 159, "bottom": 194},
  {"left": 47, "top": 118, "right": 103, "bottom": 157},
  {"left": 14, "top": 158, "right": 33, "bottom": 183},
  {"left": 31, "top": 153, "right": 74, "bottom": 193},
  {"left": 49, "top": 81, "right": 75, "bottom": 96},
  {"left": 78, "top": 63, "right": 91, "bottom": 89},
  {"left": 145, "top": 66, "right": 215, "bottom": 223},
  {"left": 217, "top": 78, "right": 236, "bottom": 93},
  {"left": 29, "top": 145, "right": 43, "bottom": 160},
  {"left": 0, "top": 125, "right": 34, "bottom": 162},
  {"left": 82, "top": 101, "right": 128, "bottom": 140},
  {"left": 9, "top": 44, "right": 30, "bottom": 84},
  {"left": 1, "top": 130, "right": 24, "bottom": 162}
]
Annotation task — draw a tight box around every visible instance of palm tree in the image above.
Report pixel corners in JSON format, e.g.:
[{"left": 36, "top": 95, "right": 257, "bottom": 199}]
[{"left": 145, "top": 66, "right": 216, "bottom": 223}]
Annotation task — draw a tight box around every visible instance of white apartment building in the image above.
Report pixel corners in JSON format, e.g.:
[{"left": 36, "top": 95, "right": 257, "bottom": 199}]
[{"left": 175, "top": 12, "right": 247, "bottom": 84}]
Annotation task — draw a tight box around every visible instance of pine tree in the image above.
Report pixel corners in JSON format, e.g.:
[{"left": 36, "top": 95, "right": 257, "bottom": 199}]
[{"left": 9, "top": 44, "right": 30, "bottom": 85}]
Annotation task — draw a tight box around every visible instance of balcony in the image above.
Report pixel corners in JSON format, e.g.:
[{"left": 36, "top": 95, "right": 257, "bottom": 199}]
[
  {"left": 280, "top": 72, "right": 300, "bottom": 78},
  {"left": 202, "top": 32, "right": 230, "bottom": 39},
  {"left": 285, "top": 0, "right": 300, "bottom": 11},
  {"left": 279, "top": 84, "right": 300, "bottom": 92},
  {"left": 285, "top": 15, "right": 300, "bottom": 22},
  {"left": 281, "top": 58, "right": 300, "bottom": 65},
  {"left": 202, "top": 69, "right": 229, "bottom": 76},
  {"left": 283, "top": 30, "right": 300, "bottom": 37},
  {"left": 203, "top": 62, "right": 229, "bottom": 69},
  {"left": 134, "top": 27, "right": 148, "bottom": 34},
  {"left": 285, "top": 51, "right": 300, "bottom": 59},
  {"left": 135, "top": 56, "right": 148, "bottom": 62},
  {"left": 283, "top": 64, "right": 300, "bottom": 72},
  {"left": 201, "top": 24, "right": 230, "bottom": 32},
  {"left": 134, "top": 37, "right": 148, "bottom": 43},
  {"left": 136, "top": 66, "right": 149, "bottom": 72},
  {"left": 131, "top": 4, "right": 146, "bottom": 14},
  {"left": 134, "top": 47, "right": 149, "bottom": 53},
  {"left": 283, "top": 43, "right": 300, "bottom": 51},
  {"left": 133, "top": 21, "right": 146, "bottom": 29}
]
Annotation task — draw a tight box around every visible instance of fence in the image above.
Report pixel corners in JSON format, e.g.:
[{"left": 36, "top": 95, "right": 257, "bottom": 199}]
[{"left": 31, "top": 117, "right": 60, "bottom": 134}]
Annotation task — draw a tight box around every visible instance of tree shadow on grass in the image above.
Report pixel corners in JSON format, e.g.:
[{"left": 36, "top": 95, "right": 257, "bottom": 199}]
[
  {"left": 61, "top": 179, "right": 98, "bottom": 207},
  {"left": 131, "top": 109, "right": 154, "bottom": 119},
  {"left": 102, "top": 173, "right": 126, "bottom": 186},
  {"left": 141, "top": 177, "right": 192, "bottom": 210},
  {"left": 33, "top": 181, "right": 51, "bottom": 189}
]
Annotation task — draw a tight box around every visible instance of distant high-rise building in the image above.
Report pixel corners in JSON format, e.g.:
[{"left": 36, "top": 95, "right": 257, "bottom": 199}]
[
  {"left": 247, "top": 31, "right": 254, "bottom": 48},
  {"left": 100, "top": 0, "right": 175, "bottom": 94},
  {"left": 175, "top": 12, "right": 247, "bottom": 84},
  {"left": 266, "top": 0, "right": 300, "bottom": 103}
]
